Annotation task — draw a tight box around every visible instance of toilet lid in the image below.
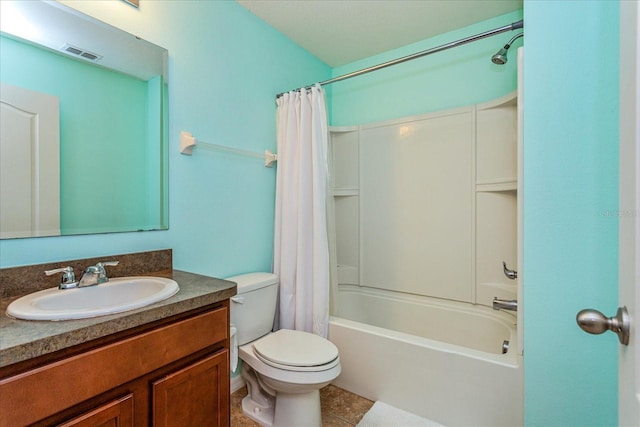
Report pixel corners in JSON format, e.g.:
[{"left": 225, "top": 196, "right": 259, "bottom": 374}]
[{"left": 252, "top": 329, "right": 339, "bottom": 369}]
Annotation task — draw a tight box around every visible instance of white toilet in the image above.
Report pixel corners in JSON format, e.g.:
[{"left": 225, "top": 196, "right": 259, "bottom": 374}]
[{"left": 228, "top": 272, "right": 341, "bottom": 427}]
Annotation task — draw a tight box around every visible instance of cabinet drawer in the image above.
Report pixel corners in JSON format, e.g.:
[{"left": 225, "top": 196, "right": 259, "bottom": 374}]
[{"left": 0, "top": 307, "right": 227, "bottom": 427}]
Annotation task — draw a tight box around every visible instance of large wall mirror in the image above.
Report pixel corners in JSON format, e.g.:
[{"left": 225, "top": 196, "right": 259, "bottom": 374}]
[{"left": 0, "top": 0, "right": 168, "bottom": 239}]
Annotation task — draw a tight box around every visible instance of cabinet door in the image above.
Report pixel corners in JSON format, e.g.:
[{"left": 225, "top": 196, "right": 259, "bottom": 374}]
[
  {"left": 152, "top": 350, "right": 229, "bottom": 427},
  {"left": 58, "top": 394, "right": 134, "bottom": 427}
]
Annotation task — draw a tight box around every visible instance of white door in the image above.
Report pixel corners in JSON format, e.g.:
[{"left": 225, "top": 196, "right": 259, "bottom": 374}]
[
  {"left": 619, "top": 1, "right": 640, "bottom": 424},
  {"left": 0, "top": 83, "right": 60, "bottom": 238}
]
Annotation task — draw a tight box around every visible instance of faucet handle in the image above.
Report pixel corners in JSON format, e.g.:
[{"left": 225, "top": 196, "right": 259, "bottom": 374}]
[
  {"left": 92, "top": 261, "right": 119, "bottom": 283},
  {"left": 502, "top": 261, "right": 518, "bottom": 280},
  {"left": 45, "top": 266, "right": 78, "bottom": 289},
  {"left": 96, "top": 261, "right": 119, "bottom": 268},
  {"left": 45, "top": 266, "right": 74, "bottom": 277},
  {"left": 93, "top": 261, "right": 119, "bottom": 274}
]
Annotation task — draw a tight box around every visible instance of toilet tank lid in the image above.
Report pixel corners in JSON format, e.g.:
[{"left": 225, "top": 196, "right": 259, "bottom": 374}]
[{"left": 226, "top": 272, "right": 278, "bottom": 293}]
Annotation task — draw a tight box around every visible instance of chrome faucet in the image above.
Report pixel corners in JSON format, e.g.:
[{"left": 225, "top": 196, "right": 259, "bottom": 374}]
[
  {"left": 45, "top": 266, "right": 79, "bottom": 289},
  {"left": 78, "top": 261, "right": 119, "bottom": 287},
  {"left": 493, "top": 297, "right": 518, "bottom": 312}
]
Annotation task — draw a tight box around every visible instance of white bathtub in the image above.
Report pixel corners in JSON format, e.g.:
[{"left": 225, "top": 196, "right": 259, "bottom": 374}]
[{"left": 328, "top": 286, "right": 522, "bottom": 427}]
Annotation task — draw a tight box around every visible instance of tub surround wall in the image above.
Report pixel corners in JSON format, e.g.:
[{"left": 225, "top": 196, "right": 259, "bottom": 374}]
[
  {"left": 331, "top": 93, "right": 518, "bottom": 311},
  {"left": 358, "top": 107, "right": 474, "bottom": 303}
]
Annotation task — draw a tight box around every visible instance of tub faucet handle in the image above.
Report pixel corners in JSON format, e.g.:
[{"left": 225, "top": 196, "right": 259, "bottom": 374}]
[{"left": 502, "top": 261, "right": 517, "bottom": 280}]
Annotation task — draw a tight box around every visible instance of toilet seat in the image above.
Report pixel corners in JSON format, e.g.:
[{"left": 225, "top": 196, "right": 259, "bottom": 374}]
[{"left": 252, "top": 329, "right": 339, "bottom": 372}]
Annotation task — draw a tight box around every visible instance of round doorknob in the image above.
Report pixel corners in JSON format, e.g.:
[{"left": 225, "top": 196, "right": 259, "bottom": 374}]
[{"left": 576, "top": 306, "right": 630, "bottom": 345}]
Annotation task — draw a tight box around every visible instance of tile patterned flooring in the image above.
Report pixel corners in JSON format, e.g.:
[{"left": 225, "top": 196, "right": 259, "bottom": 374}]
[{"left": 231, "top": 384, "right": 374, "bottom": 426}]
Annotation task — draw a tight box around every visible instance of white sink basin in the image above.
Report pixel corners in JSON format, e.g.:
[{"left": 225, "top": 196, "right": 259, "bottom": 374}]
[{"left": 6, "top": 276, "right": 179, "bottom": 321}]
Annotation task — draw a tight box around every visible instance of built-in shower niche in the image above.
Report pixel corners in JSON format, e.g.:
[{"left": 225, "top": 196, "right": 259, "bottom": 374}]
[
  {"left": 330, "top": 129, "right": 360, "bottom": 286},
  {"left": 329, "top": 91, "right": 518, "bottom": 310},
  {"left": 475, "top": 93, "right": 518, "bottom": 307}
]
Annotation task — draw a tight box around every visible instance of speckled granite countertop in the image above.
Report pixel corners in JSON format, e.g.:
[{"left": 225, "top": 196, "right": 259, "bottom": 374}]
[{"left": 0, "top": 270, "right": 236, "bottom": 368}]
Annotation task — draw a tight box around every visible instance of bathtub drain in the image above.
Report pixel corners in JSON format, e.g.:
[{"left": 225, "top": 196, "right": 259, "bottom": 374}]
[{"left": 502, "top": 340, "right": 510, "bottom": 354}]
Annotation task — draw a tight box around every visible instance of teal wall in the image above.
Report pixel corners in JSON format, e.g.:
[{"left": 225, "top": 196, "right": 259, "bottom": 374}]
[
  {"left": 330, "top": 10, "right": 523, "bottom": 126},
  {"left": 0, "top": 35, "right": 151, "bottom": 234},
  {"left": 523, "top": 1, "right": 619, "bottom": 426},
  {"left": 0, "top": 0, "right": 330, "bottom": 272}
]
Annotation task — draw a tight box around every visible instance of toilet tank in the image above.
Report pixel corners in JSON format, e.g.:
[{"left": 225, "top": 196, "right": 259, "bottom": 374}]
[{"left": 227, "top": 272, "right": 278, "bottom": 346}]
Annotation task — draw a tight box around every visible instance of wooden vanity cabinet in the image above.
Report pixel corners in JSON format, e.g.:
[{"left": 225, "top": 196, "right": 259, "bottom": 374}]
[{"left": 0, "top": 302, "right": 230, "bottom": 427}]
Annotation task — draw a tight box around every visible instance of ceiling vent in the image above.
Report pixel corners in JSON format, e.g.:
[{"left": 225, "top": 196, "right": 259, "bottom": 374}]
[{"left": 61, "top": 44, "right": 102, "bottom": 61}]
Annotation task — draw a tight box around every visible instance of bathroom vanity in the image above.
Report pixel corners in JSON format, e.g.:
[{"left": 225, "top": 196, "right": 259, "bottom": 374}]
[{"left": 0, "top": 250, "right": 236, "bottom": 426}]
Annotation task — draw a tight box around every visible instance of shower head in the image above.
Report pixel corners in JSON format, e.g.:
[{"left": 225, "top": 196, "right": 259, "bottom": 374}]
[
  {"left": 491, "top": 33, "right": 523, "bottom": 65},
  {"left": 491, "top": 47, "right": 509, "bottom": 65}
]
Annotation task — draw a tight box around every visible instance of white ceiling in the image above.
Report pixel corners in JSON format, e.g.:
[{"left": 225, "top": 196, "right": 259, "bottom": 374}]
[{"left": 237, "top": 0, "right": 523, "bottom": 67}]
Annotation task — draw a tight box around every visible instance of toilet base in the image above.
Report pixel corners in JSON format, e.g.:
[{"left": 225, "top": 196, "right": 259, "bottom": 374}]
[
  {"left": 241, "top": 364, "right": 322, "bottom": 427},
  {"left": 242, "top": 389, "right": 322, "bottom": 427},
  {"left": 242, "top": 394, "right": 275, "bottom": 427},
  {"left": 273, "top": 389, "right": 322, "bottom": 427}
]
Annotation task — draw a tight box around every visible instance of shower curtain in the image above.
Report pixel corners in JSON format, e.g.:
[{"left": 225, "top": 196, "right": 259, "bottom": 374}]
[{"left": 274, "top": 84, "right": 330, "bottom": 338}]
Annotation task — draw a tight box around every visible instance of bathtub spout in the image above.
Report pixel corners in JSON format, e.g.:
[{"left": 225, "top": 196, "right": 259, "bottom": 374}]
[{"left": 493, "top": 297, "right": 518, "bottom": 312}]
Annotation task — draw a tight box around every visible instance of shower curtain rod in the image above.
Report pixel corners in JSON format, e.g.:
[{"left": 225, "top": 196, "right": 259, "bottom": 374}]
[{"left": 276, "top": 19, "right": 523, "bottom": 99}]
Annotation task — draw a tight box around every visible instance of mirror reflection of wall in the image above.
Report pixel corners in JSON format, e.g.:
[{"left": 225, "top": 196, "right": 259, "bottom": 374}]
[{"left": 0, "top": 0, "right": 168, "bottom": 239}]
